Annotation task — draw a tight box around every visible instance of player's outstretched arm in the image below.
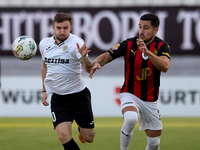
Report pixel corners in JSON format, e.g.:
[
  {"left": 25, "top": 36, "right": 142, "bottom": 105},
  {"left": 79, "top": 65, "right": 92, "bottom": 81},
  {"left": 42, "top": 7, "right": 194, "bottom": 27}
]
[
  {"left": 89, "top": 52, "right": 113, "bottom": 78},
  {"left": 89, "top": 62, "right": 101, "bottom": 78},
  {"left": 77, "top": 43, "right": 93, "bottom": 73}
]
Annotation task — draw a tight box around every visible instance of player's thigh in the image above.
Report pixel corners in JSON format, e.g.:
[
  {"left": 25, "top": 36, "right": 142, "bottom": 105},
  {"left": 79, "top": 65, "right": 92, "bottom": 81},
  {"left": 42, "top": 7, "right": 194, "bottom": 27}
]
[
  {"left": 145, "top": 129, "right": 162, "bottom": 137},
  {"left": 55, "top": 121, "right": 72, "bottom": 142},
  {"left": 120, "top": 93, "right": 139, "bottom": 114},
  {"left": 56, "top": 121, "right": 72, "bottom": 136},
  {"left": 74, "top": 88, "right": 94, "bottom": 129},
  {"left": 122, "top": 106, "right": 138, "bottom": 114},
  {"left": 51, "top": 94, "right": 74, "bottom": 128},
  {"left": 139, "top": 101, "right": 162, "bottom": 131}
]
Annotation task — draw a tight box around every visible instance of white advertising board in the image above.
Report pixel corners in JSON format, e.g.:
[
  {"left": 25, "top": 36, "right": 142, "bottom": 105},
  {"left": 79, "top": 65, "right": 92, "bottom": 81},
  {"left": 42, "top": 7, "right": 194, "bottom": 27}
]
[{"left": 0, "top": 75, "right": 200, "bottom": 117}]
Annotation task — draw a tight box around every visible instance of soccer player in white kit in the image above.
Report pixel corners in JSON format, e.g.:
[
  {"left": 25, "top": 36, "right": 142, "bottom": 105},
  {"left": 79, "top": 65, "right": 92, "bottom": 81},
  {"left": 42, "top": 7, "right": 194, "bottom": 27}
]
[{"left": 39, "top": 12, "right": 95, "bottom": 150}]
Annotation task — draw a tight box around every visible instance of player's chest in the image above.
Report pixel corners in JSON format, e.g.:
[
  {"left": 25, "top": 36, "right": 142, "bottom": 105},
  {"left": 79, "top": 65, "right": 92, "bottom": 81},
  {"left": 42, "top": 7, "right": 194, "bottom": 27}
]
[
  {"left": 128, "top": 48, "right": 153, "bottom": 67},
  {"left": 44, "top": 44, "right": 74, "bottom": 58}
]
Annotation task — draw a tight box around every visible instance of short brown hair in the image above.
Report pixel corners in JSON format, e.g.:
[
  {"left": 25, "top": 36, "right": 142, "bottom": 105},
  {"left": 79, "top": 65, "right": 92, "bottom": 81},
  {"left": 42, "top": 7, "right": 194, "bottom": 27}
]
[{"left": 54, "top": 12, "right": 73, "bottom": 24}]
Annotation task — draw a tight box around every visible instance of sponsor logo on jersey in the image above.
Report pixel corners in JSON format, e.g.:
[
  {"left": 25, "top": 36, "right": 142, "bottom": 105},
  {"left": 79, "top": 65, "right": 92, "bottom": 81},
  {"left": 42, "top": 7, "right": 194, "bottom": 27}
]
[
  {"left": 136, "top": 67, "right": 152, "bottom": 81},
  {"left": 45, "top": 57, "right": 69, "bottom": 64},
  {"left": 111, "top": 43, "right": 120, "bottom": 50},
  {"left": 62, "top": 45, "right": 68, "bottom": 52}
]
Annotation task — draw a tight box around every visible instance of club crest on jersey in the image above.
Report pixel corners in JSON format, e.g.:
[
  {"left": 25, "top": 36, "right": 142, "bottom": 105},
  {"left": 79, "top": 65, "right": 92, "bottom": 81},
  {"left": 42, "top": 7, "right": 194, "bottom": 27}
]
[
  {"left": 142, "top": 53, "right": 148, "bottom": 60},
  {"left": 62, "top": 45, "right": 68, "bottom": 52},
  {"left": 154, "top": 48, "right": 158, "bottom": 55}
]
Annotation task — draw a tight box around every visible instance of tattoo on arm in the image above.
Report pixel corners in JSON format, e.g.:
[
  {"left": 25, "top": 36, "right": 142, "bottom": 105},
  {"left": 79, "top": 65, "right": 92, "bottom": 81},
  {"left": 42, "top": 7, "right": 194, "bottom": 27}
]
[
  {"left": 97, "top": 52, "right": 113, "bottom": 67},
  {"left": 80, "top": 56, "right": 92, "bottom": 71}
]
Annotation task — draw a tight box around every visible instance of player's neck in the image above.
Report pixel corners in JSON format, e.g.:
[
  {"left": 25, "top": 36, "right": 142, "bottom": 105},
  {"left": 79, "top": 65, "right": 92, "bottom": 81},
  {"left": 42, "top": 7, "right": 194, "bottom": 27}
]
[
  {"left": 54, "top": 36, "right": 68, "bottom": 45},
  {"left": 145, "top": 36, "right": 155, "bottom": 45}
]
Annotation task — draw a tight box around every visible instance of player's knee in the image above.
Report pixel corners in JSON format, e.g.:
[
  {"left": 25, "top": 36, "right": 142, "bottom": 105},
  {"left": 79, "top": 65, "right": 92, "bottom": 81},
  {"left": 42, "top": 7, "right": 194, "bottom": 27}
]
[
  {"left": 84, "top": 132, "right": 95, "bottom": 143},
  {"left": 85, "top": 136, "right": 94, "bottom": 143},
  {"left": 81, "top": 129, "right": 95, "bottom": 143},
  {"left": 146, "top": 136, "right": 160, "bottom": 150},
  {"left": 124, "top": 111, "right": 138, "bottom": 129},
  {"left": 57, "top": 132, "right": 72, "bottom": 144}
]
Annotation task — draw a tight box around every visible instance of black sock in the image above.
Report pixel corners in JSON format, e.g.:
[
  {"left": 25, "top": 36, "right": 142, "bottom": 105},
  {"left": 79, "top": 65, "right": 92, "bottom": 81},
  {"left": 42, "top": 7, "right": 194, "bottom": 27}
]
[{"left": 63, "top": 138, "right": 80, "bottom": 150}]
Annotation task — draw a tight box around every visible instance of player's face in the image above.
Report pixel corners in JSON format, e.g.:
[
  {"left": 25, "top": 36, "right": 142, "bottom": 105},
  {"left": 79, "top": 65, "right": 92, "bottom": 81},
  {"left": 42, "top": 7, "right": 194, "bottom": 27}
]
[
  {"left": 53, "top": 20, "right": 72, "bottom": 43},
  {"left": 138, "top": 20, "right": 158, "bottom": 45}
]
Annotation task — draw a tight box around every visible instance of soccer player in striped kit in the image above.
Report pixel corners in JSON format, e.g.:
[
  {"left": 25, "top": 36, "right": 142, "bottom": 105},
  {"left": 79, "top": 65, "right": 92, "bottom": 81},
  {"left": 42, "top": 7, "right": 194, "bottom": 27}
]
[
  {"left": 40, "top": 12, "right": 95, "bottom": 150},
  {"left": 89, "top": 13, "right": 170, "bottom": 150}
]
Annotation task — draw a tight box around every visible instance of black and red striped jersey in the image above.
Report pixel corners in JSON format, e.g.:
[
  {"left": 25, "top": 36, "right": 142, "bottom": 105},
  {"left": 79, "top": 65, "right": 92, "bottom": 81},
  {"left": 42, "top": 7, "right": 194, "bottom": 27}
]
[{"left": 108, "top": 36, "right": 170, "bottom": 102}]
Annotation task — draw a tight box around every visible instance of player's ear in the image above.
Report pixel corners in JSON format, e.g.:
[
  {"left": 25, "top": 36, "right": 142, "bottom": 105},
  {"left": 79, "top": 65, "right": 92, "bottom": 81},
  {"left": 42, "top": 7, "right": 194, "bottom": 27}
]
[
  {"left": 70, "top": 25, "right": 73, "bottom": 31},
  {"left": 154, "top": 27, "right": 158, "bottom": 35},
  {"left": 52, "top": 25, "right": 55, "bottom": 30}
]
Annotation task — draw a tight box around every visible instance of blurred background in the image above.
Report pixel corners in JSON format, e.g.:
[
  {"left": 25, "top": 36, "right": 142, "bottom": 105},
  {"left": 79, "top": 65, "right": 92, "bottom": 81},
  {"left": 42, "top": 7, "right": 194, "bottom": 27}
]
[{"left": 0, "top": 0, "right": 200, "bottom": 117}]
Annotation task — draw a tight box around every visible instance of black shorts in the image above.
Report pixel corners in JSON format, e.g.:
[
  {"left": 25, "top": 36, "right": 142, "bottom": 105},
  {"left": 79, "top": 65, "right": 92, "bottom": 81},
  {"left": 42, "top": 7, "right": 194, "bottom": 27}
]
[{"left": 50, "top": 87, "right": 94, "bottom": 129}]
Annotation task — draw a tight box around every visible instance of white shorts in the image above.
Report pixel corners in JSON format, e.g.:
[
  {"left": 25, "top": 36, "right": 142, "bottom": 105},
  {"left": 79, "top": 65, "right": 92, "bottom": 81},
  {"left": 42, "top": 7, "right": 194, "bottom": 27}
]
[{"left": 120, "top": 92, "right": 162, "bottom": 131}]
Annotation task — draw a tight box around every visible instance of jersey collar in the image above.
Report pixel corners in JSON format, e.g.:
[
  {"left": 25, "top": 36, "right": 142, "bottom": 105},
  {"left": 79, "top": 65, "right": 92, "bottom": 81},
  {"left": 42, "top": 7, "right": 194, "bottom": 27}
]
[{"left": 52, "top": 34, "right": 71, "bottom": 47}]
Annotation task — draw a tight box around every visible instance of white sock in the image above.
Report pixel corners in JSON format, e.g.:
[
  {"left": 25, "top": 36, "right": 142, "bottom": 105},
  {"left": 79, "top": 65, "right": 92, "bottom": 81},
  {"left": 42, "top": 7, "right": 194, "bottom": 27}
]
[
  {"left": 120, "top": 111, "right": 138, "bottom": 150},
  {"left": 120, "top": 130, "right": 133, "bottom": 150},
  {"left": 145, "top": 136, "right": 161, "bottom": 150}
]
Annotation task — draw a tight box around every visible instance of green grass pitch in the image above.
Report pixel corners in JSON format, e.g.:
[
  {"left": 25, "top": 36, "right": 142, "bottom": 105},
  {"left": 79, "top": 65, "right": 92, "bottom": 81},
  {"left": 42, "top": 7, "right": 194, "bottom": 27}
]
[{"left": 0, "top": 117, "right": 200, "bottom": 150}]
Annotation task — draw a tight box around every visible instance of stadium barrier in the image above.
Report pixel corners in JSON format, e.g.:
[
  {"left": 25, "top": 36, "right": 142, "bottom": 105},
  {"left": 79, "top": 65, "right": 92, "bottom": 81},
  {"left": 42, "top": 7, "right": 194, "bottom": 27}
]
[{"left": 1, "top": 75, "right": 200, "bottom": 117}]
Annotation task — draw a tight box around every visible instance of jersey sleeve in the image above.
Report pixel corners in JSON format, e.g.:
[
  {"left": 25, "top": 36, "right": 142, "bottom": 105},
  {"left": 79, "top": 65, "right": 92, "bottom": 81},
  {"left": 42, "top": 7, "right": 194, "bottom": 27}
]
[
  {"left": 108, "top": 40, "right": 128, "bottom": 59},
  {"left": 157, "top": 42, "right": 171, "bottom": 59},
  {"left": 39, "top": 39, "right": 45, "bottom": 61},
  {"left": 74, "top": 37, "right": 87, "bottom": 60}
]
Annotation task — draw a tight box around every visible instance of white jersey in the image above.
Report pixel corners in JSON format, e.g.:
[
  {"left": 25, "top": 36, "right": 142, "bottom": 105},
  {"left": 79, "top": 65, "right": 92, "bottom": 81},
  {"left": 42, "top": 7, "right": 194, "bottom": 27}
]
[{"left": 39, "top": 33, "right": 86, "bottom": 95}]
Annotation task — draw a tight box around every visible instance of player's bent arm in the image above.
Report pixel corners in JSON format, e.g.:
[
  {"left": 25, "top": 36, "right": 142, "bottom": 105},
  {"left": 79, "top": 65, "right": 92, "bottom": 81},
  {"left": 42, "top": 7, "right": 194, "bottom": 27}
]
[
  {"left": 147, "top": 51, "right": 170, "bottom": 72},
  {"left": 80, "top": 56, "right": 93, "bottom": 73},
  {"left": 93, "top": 52, "right": 113, "bottom": 67}
]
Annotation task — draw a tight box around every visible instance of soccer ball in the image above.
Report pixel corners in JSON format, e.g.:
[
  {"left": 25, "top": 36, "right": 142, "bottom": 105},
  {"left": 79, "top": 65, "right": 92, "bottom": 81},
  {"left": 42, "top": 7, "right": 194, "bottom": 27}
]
[{"left": 12, "top": 36, "right": 37, "bottom": 60}]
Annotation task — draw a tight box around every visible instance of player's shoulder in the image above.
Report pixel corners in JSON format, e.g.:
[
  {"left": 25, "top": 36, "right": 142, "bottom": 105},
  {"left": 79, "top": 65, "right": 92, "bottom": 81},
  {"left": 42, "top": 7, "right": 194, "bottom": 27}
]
[
  {"left": 154, "top": 36, "right": 170, "bottom": 49},
  {"left": 119, "top": 36, "right": 137, "bottom": 47},
  {"left": 155, "top": 37, "right": 171, "bottom": 57},
  {"left": 39, "top": 36, "right": 54, "bottom": 46},
  {"left": 122, "top": 36, "right": 137, "bottom": 44},
  {"left": 125, "top": 36, "right": 137, "bottom": 42},
  {"left": 154, "top": 36, "right": 168, "bottom": 45},
  {"left": 68, "top": 33, "right": 84, "bottom": 43},
  {"left": 39, "top": 36, "right": 55, "bottom": 53}
]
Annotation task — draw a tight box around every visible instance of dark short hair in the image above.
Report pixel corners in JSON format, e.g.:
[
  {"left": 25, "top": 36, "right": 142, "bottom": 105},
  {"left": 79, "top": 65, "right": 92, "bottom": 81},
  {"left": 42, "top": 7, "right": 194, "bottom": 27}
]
[
  {"left": 54, "top": 12, "right": 73, "bottom": 24},
  {"left": 140, "top": 13, "right": 160, "bottom": 28}
]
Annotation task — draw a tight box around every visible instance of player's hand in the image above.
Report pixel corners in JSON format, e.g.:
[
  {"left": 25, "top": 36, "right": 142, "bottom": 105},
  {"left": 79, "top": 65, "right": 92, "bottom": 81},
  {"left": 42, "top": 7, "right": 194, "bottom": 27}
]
[
  {"left": 77, "top": 43, "right": 91, "bottom": 57},
  {"left": 136, "top": 38, "right": 148, "bottom": 54},
  {"left": 42, "top": 92, "right": 49, "bottom": 106},
  {"left": 89, "top": 62, "right": 101, "bottom": 78}
]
